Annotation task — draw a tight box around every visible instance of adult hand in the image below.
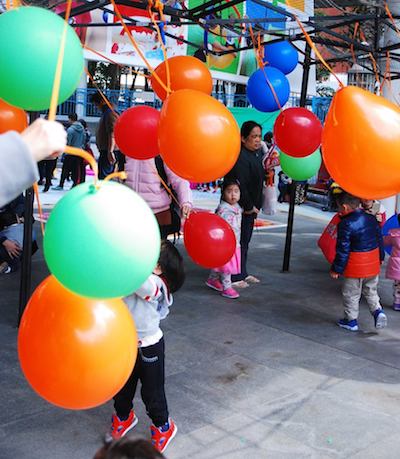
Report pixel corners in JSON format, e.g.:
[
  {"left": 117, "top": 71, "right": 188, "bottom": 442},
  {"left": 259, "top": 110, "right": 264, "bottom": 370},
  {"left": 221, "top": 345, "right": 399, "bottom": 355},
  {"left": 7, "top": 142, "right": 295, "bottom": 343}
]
[
  {"left": 2, "top": 239, "right": 22, "bottom": 259},
  {"left": 181, "top": 203, "right": 191, "bottom": 219},
  {"left": 20, "top": 119, "right": 67, "bottom": 162},
  {"left": 244, "top": 206, "right": 259, "bottom": 215},
  {"left": 330, "top": 271, "right": 340, "bottom": 279}
]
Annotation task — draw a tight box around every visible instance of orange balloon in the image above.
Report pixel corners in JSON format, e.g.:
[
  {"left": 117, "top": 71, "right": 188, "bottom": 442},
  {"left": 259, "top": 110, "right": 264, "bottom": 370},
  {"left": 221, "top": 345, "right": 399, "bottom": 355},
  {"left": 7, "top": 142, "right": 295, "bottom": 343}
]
[
  {"left": 18, "top": 276, "right": 137, "bottom": 410},
  {"left": 158, "top": 89, "right": 240, "bottom": 182},
  {"left": 151, "top": 56, "right": 213, "bottom": 101},
  {"left": 322, "top": 86, "right": 400, "bottom": 199},
  {"left": 0, "top": 98, "right": 28, "bottom": 134}
]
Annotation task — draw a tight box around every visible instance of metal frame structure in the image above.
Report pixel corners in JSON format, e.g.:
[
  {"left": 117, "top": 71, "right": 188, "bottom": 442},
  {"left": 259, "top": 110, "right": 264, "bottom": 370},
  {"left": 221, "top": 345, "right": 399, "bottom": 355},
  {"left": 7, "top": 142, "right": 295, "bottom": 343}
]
[{"left": 52, "top": 0, "right": 400, "bottom": 79}]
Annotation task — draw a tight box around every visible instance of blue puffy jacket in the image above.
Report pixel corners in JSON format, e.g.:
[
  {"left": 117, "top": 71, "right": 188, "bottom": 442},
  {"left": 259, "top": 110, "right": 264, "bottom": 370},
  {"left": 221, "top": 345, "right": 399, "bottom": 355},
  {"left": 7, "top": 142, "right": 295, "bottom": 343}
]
[{"left": 332, "top": 209, "right": 384, "bottom": 276}]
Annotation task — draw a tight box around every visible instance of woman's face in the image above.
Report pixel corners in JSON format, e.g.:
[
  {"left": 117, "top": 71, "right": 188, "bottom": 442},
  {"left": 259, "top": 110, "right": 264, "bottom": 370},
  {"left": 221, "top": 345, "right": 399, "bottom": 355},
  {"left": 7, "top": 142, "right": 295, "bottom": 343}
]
[{"left": 242, "top": 126, "right": 262, "bottom": 151}]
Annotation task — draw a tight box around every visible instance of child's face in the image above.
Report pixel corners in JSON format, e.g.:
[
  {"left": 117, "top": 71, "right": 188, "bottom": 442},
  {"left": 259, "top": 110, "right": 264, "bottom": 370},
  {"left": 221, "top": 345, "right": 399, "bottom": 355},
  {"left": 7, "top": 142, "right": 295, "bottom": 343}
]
[
  {"left": 223, "top": 184, "right": 240, "bottom": 205},
  {"left": 361, "top": 199, "right": 373, "bottom": 210}
]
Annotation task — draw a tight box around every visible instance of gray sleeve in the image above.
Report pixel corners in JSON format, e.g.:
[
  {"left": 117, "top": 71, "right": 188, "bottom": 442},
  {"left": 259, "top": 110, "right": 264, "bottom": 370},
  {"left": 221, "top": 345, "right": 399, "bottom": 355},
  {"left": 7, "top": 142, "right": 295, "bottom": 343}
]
[{"left": 0, "top": 131, "right": 39, "bottom": 207}]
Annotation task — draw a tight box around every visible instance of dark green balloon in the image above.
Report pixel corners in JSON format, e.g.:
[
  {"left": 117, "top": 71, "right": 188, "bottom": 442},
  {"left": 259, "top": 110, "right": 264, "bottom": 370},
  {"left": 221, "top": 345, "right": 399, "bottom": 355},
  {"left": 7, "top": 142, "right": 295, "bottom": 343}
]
[
  {"left": 44, "top": 182, "right": 161, "bottom": 299},
  {"left": 280, "top": 150, "right": 322, "bottom": 181},
  {"left": 0, "top": 7, "right": 84, "bottom": 110}
]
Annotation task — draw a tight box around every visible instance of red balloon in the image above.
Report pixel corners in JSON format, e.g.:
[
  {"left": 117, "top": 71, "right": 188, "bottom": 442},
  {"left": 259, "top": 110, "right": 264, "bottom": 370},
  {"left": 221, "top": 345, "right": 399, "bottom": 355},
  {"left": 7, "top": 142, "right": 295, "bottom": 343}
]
[
  {"left": 115, "top": 106, "right": 160, "bottom": 159},
  {"left": 273, "top": 107, "right": 322, "bottom": 158},
  {"left": 184, "top": 211, "right": 236, "bottom": 268},
  {"left": 0, "top": 98, "right": 28, "bottom": 134},
  {"left": 151, "top": 56, "right": 213, "bottom": 101}
]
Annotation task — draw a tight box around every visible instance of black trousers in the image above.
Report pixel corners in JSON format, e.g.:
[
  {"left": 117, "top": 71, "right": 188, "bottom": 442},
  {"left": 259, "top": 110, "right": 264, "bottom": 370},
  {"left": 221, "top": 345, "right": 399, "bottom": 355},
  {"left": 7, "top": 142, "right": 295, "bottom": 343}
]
[
  {"left": 98, "top": 150, "right": 115, "bottom": 180},
  {"left": 232, "top": 213, "right": 256, "bottom": 282},
  {"left": 44, "top": 159, "right": 57, "bottom": 189},
  {"left": 114, "top": 338, "right": 168, "bottom": 427}
]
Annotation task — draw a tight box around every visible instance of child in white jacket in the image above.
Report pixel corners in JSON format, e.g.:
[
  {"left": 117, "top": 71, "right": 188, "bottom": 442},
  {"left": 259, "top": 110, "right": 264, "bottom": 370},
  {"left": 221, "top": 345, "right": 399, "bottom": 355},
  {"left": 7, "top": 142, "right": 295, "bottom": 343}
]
[{"left": 105, "top": 240, "right": 185, "bottom": 454}]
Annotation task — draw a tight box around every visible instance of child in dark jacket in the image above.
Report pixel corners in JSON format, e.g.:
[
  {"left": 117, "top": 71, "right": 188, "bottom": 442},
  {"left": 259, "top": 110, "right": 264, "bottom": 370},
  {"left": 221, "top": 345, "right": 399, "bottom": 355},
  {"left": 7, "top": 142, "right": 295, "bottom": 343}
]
[{"left": 330, "top": 193, "right": 387, "bottom": 331}]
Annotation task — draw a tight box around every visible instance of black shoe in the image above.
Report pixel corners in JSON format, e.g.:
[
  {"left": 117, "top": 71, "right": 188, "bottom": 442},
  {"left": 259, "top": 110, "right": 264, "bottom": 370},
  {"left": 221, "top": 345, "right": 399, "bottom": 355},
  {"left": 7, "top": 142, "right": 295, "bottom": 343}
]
[{"left": 43, "top": 185, "right": 50, "bottom": 192}]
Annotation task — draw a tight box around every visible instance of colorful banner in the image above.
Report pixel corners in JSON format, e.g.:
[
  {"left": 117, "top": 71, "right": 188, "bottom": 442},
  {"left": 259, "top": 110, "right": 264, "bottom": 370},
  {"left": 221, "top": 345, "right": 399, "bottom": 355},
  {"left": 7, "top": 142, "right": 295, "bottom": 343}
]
[{"left": 82, "top": 0, "right": 311, "bottom": 82}]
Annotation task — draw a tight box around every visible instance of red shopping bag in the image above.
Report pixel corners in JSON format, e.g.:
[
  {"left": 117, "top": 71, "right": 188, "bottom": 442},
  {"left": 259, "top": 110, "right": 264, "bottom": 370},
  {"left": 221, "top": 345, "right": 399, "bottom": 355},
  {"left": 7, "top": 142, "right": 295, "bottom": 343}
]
[{"left": 318, "top": 213, "right": 341, "bottom": 264}]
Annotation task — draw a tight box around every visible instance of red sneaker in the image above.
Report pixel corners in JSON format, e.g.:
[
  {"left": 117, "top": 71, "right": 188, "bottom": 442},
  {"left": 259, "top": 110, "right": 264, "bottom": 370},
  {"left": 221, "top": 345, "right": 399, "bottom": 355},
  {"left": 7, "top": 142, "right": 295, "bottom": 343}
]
[
  {"left": 151, "top": 419, "right": 177, "bottom": 453},
  {"left": 104, "top": 410, "right": 138, "bottom": 443}
]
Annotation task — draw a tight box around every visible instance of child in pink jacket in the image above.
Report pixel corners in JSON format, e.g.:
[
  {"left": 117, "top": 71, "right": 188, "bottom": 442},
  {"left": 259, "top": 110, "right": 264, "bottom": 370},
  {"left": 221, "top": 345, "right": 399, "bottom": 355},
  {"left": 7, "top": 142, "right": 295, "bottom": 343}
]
[{"left": 384, "top": 228, "right": 400, "bottom": 311}]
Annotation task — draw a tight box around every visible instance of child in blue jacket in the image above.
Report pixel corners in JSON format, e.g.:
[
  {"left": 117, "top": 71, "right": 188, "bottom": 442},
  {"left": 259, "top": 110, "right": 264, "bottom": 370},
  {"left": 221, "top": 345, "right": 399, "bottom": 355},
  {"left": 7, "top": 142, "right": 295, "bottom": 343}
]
[{"left": 330, "top": 193, "right": 386, "bottom": 331}]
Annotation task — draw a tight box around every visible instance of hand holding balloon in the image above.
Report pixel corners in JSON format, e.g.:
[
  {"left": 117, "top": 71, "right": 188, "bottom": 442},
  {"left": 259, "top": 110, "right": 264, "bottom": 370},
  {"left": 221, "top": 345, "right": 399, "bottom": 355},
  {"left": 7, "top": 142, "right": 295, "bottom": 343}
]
[{"left": 20, "top": 119, "right": 67, "bottom": 161}]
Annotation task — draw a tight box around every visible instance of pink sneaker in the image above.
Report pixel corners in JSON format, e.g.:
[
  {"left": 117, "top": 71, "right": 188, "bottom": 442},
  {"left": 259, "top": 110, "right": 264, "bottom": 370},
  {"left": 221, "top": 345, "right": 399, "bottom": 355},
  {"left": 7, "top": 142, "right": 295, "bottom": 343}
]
[
  {"left": 221, "top": 288, "right": 239, "bottom": 299},
  {"left": 206, "top": 278, "right": 223, "bottom": 292}
]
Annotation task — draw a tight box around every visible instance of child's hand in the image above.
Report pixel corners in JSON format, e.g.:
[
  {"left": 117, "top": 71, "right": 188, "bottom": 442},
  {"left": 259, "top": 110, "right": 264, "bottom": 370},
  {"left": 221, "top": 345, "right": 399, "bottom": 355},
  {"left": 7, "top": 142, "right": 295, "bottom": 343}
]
[{"left": 330, "top": 271, "right": 340, "bottom": 279}]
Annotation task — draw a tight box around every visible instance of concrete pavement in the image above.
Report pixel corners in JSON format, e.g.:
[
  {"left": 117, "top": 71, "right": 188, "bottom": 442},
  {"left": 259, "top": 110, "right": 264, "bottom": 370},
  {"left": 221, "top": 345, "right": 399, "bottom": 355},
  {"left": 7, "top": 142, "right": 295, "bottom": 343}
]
[{"left": 1, "top": 189, "right": 400, "bottom": 459}]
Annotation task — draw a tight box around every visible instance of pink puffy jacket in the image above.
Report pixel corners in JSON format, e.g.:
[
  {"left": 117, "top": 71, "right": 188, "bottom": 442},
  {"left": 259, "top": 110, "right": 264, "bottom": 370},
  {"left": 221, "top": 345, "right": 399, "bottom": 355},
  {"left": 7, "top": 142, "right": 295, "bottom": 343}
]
[
  {"left": 125, "top": 157, "right": 192, "bottom": 214},
  {"left": 384, "top": 228, "right": 400, "bottom": 281}
]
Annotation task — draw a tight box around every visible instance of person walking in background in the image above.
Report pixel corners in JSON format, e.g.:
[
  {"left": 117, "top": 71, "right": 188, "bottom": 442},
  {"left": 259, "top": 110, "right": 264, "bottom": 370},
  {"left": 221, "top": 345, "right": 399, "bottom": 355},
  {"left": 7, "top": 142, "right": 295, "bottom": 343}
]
[
  {"left": 330, "top": 193, "right": 387, "bottom": 331},
  {"left": 224, "top": 121, "right": 264, "bottom": 288},
  {"left": 206, "top": 179, "right": 242, "bottom": 299},
  {"left": 91, "top": 93, "right": 117, "bottom": 179},
  {"left": 53, "top": 113, "right": 85, "bottom": 190}
]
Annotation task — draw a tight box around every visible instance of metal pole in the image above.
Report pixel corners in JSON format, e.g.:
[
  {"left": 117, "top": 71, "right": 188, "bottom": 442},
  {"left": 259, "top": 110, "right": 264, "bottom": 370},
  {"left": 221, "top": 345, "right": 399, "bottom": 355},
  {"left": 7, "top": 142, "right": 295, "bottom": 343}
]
[
  {"left": 282, "top": 43, "right": 311, "bottom": 272},
  {"left": 18, "top": 187, "right": 34, "bottom": 325},
  {"left": 18, "top": 112, "right": 40, "bottom": 325}
]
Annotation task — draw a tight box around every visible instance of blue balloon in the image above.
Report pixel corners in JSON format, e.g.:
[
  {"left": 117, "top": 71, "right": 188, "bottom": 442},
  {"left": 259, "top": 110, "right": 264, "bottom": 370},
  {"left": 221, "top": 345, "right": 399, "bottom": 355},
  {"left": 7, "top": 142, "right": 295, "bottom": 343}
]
[
  {"left": 383, "top": 214, "right": 400, "bottom": 255},
  {"left": 247, "top": 67, "right": 290, "bottom": 112},
  {"left": 263, "top": 41, "right": 298, "bottom": 75}
]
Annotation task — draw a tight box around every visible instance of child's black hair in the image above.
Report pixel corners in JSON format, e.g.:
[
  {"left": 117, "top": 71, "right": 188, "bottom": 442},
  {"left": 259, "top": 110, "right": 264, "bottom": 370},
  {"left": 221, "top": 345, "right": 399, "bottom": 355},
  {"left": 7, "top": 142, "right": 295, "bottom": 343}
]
[
  {"left": 221, "top": 178, "right": 240, "bottom": 194},
  {"left": 158, "top": 240, "right": 185, "bottom": 293},
  {"left": 336, "top": 192, "right": 361, "bottom": 209},
  {"left": 94, "top": 438, "right": 165, "bottom": 459}
]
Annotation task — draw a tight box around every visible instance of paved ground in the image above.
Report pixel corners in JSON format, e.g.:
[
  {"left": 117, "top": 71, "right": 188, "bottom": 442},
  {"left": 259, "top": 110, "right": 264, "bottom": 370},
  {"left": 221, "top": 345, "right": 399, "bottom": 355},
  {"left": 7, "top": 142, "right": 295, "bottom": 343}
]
[{"left": 1, "top": 185, "right": 400, "bottom": 459}]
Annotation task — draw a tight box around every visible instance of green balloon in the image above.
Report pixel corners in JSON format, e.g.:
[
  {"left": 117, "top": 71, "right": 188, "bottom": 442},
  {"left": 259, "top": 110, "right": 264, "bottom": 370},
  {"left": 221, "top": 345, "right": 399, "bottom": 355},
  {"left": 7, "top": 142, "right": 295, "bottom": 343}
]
[
  {"left": 44, "top": 182, "right": 161, "bottom": 299},
  {"left": 280, "top": 150, "right": 322, "bottom": 181},
  {"left": 0, "top": 7, "right": 84, "bottom": 111}
]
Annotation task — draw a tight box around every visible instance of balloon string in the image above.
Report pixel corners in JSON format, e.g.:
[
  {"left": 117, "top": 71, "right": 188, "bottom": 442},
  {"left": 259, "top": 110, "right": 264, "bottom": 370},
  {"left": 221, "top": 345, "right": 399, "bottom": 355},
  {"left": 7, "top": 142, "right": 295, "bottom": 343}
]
[
  {"left": 103, "top": 171, "right": 127, "bottom": 182},
  {"left": 33, "top": 183, "right": 45, "bottom": 236},
  {"left": 350, "top": 22, "right": 360, "bottom": 86},
  {"left": 148, "top": 2, "right": 171, "bottom": 95},
  {"left": 109, "top": 0, "right": 170, "bottom": 95},
  {"left": 83, "top": 45, "right": 151, "bottom": 79},
  {"left": 358, "top": 26, "right": 380, "bottom": 88},
  {"left": 65, "top": 146, "right": 99, "bottom": 185},
  {"left": 49, "top": 0, "right": 73, "bottom": 121},
  {"left": 152, "top": 165, "right": 182, "bottom": 209},
  {"left": 385, "top": 1, "right": 400, "bottom": 37},
  {"left": 294, "top": 15, "right": 344, "bottom": 89},
  {"left": 85, "top": 69, "right": 120, "bottom": 118}
]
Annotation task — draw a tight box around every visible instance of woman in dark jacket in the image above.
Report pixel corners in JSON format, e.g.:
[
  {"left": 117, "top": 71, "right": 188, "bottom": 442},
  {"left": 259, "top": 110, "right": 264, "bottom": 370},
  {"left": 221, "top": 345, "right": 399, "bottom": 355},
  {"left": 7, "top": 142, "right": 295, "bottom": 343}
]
[{"left": 224, "top": 121, "right": 264, "bottom": 288}]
